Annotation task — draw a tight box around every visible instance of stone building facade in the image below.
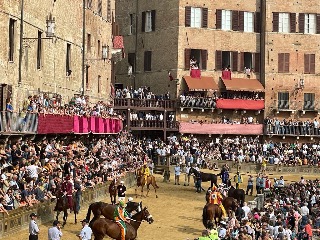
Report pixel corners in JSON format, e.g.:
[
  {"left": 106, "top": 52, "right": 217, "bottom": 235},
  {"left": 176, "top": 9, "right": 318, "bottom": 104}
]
[
  {"left": 115, "top": 0, "right": 320, "bottom": 124},
  {"left": 0, "top": 0, "right": 118, "bottom": 111}
]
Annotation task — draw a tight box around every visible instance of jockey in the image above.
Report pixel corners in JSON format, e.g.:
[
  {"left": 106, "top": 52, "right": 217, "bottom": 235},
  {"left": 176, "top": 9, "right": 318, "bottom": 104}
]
[
  {"left": 209, "top": 186, "right": 227, "bottom": 218},
  {"left": 114, "top": 200, "right": 130, "bottom": 240},
  {"left": 61, "top": 175, "right": 74, "bottom": 211},
  {"left": 141, "top": 163, "right": 150, "bottom": 185}
]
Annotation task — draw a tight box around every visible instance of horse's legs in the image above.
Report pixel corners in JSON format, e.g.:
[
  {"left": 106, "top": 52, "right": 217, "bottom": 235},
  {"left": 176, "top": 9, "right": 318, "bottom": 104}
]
[
  {"left": 63, "top": 209, "right": 68, "bottom": 227},
  {"left": 74, "top": 210, "right": 77, "bottom": 224},
  {"left": 135, "top": 187, "right": 138, "bottom": 198},
  {"left": 56, "top": 211, "right": 60, "bottom": 221},
  {"left": 141, "top": 185, "right": 144, "bottom": 198},
  {"left": 153, "top": 183, "right": 158, "bottom": 198},
  {"left": 146, "top": 184, "right": 150, "bottom": 197}
]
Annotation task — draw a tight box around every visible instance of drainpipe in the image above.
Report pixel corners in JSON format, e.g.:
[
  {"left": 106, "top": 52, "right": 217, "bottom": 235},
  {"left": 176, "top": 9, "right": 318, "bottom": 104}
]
[{"left": 18, "top": 0, "right": 24, "bottom": 85}]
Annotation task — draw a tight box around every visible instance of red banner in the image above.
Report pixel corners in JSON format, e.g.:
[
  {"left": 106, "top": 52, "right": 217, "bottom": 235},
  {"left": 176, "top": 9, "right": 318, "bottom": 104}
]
[
  {"left": 179, "top": 122, "right": 263, "bottom": 135},
  {"left": 38, "top": 114, "right": 122, "bottom": 134},
  {"left": 190, "top": 69, "right": 201, "bottom": 78},
  {"left": 37, "top": 114, "right": 74, "bottom": 134},
  {"left": 216, "top": 99, "right": 264, "bottom": 110}
]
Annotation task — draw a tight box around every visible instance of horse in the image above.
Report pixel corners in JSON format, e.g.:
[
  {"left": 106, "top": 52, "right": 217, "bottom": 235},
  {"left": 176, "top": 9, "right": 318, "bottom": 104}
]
[
  {"left": 228, "top": 186, "right": 245, "bottom": 206},
  {"left": 202, "top": 203, "right": 222, "bottom": 229},
  {"left": 189, "top": 167, "right": 219, "bottom": 189},
  {"left": 91, "top": 206, "right": 154, "bottom": 240},
  {"left": 109, "top": 179, "right": 117, "bottom": 205},
  {"left": 86, "top": 201, "right": 142, "bottom": 227},
  {"left": 135, "top": 174, "right": 159, "bottom": 198},
  {"left": 222, "top": 197, "right": 238, "bottom": 212},
  {"left": 54, "top": 191, "right": 78, "bottom": 227}
]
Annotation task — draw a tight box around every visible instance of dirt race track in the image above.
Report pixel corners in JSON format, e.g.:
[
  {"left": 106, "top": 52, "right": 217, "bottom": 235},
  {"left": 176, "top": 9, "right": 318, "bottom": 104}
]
[{"left": 4, "top": 168, "right": 319, "bottom": 240}]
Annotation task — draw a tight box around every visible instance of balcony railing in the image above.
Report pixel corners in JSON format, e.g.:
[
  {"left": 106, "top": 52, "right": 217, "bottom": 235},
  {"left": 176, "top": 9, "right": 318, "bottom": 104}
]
[
  {"left": 131, "top": 120, "right": 164, "bottom": 128},
  {"left": 265, "top": 123, "right": 320, "bottom": 136},
  {"left": 272, "top": 100, "right": 319, "bottom": 112},
  {"left": 0, "top": 112, "right": 38, "bottom": 133},
  {"left": 114, "top": 98, "right": 176, "bottom": 110}
]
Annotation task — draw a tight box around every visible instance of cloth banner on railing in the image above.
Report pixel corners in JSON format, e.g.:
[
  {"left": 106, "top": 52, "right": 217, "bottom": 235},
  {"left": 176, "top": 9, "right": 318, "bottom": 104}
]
[
  {"left": 37, "top": 114, "right": 122, "bottom": 134},
  {"left": 38, "top": 114, "right": 74, "bottom": 134},
  {"left": 179, "top": 122, "right": 264, "bottom": 135},
  {"left": 216, "top": 99, "right": 265, "bottom": 110}
]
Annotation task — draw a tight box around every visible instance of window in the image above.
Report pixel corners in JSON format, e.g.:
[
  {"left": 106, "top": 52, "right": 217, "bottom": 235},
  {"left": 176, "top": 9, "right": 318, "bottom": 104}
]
[
  {"left": 144, "top": 51, "right": 152, "bottom": 71},
  {"left": 278, "top": 92, "right": 289, "bottom": 110},
  {"left": 304, "top": 93, "right": 315, "bottom": 110},
  {"left": 128, "top": 53, "right": 136, "bottom": 71},
  {"left": 66, "top": 43, "right": 71, "bottom": 76},
  {"left": 222, "top": 51, "right": 231, "bottom": 69},
  {"left": 129, "top": 14, "right": 135, "bottom": 35},
  {"left": 215, "top": 50, "right": 237, "bottom": 71},
  {"left": 244, "top": 52, "right": 253, "bottom": 69},
  {"left": 9, "top": 19, "right": 16, "bottom": 62},
  {"left": 142, "top": 10, "right": 156, "bottom": 32},
  {"left": 278, "top": 53, "right": 290, "bottom": 73},
  {"left": 191, "top": 7, "right": 201, "bottom": 28},
  {"left": 86, "top": 65, "right": 90, "bottom": 88},
  {"left": 86, "top": 0, "right": 92, "bottom": 9},
  {"left": 87, "top": 34, "right": 91, "bottom": 53},
  {"left": 97, "top": 0, "right": 102, "bottom": 16},
  {"left": 107, "top": 0, "right": 111, "bottom": 21},
  {"left": 304, "top": 54, "right": 315, "bottom": 74},
  {"left": 185, "top": 7, "right": 208, "bottom": 28},
  {"left": 98, "top": 75, "right": 101, "bottom": 93},
  {"left": 222, "top": 10, "right": 232, "bottom": 30},
  {"left": 37, "top": 31, "right": 42, "bottom": 69},
  {"left": 279, "top": 13, "right": 289, "bottom": 33},
  {"left": 184, "top": 49, "right": 207, "bottom": 70},
  {"left": 304, "top": 14, "right": 316, "bottom": 34},
  {"left": 244, "top": 12, "right": 254, "bottom": 32},
  {"left": 97, "top": 40, "right": 100, "bottom": 57}
]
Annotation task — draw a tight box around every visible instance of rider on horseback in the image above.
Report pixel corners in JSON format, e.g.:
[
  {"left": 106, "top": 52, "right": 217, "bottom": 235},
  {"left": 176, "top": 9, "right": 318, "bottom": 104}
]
[
  {"left": 141, "top": 163, "right": 150, "bottom": 186},
  {"left": 114, "top": 200, "right": 130, "bottom": 240},
  {"left": 209, "top": 186, "right": 227, "bottom": 219}
]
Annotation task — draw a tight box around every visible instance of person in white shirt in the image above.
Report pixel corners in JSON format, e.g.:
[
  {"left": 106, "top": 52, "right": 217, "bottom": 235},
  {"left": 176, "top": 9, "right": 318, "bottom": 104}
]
[
  {"left": 78, "top": 219, "right": 92, "bottom": 240},
  {"left": 26, "top": 160, "right": 40, "bottom": 180},
  {"left": 242, "top": 202, "right": 251, "bottom": 220},
  {"left": 48, "top": 220, "right": 62, "bottom": 240}
]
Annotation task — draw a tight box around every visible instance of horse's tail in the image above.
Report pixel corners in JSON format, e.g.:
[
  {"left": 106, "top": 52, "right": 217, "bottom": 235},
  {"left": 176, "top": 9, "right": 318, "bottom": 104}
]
[
  {"left": 202, "top": 205, "right": 208, "bottom": 228},
  {"left": 86, "top": 203, "right": 92, "bottom": 221}
]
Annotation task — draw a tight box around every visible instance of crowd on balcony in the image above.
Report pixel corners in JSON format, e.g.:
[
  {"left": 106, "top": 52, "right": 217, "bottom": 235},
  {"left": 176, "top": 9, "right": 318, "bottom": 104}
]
[
  {"left": 186, "top": 115, "right": 259, "bottom": 125},
  {"left": 179, "top": 92, "right": 263, "bottom": 109},
  {"left": 128, "top": 111, "right": 177, "bottom": 129},
  {"left": 0, "top": 131, "right": 147, "bottom": 213},
  {"left": 115, "top": 86, "right": 171, "bottom": 100},
  {"left": 264, "top": 118, "right": 320, "bottom": 136}
]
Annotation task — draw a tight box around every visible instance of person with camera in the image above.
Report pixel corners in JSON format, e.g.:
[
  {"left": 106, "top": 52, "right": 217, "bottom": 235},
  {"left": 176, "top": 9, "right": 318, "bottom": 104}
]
[{"left": 48, "top": 220, "right": 62, "bottom": 240}]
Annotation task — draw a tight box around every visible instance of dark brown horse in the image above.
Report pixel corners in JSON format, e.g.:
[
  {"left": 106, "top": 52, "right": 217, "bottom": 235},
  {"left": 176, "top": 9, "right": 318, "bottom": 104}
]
[
  {"left": 228, "top": 186, "right": 245, "bottom": 206},
  {"left": 189, "top": 167, "right": 219, "bottom": 188},
  {"left": 109, "top": 179, "right": 117, "bottom": 205},
  {"left": 86, "top": 201, "right": 142, "bottom": 227},
  {"left": 54, "top": 191, "right": 78, "bottom": 227},
  {"left": 202, "top": 203, "right": 222, "bottom": 229},
  {"left": 222, "top": 197, "right": 238, "bottom": 212},
  {"left": 91, "top": 206, "right": 154, "bottom": 240},
  {"left": 135, "top": 174, "right": 159, "bottom": 198}
]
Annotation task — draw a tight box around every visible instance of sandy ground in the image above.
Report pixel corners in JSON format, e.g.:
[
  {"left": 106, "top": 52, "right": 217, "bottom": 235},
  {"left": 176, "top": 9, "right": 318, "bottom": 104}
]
[{"left": 4, "top": 168, "right": 319, "bottom": 240}]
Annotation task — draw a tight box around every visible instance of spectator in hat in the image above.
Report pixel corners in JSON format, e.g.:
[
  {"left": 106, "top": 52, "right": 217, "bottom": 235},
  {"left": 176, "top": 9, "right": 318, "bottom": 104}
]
[
  {"left": 29, "top": 213, "right": 39, "bottom": 240},
  {"left": 117, "top": 180, "right": 126, "bottom": 202},
  {"left": 48, "top": 220, "right": 62, "bottom": 240},
  {"left": 78, "top": 219, "right": 92, "bottom": 240}
]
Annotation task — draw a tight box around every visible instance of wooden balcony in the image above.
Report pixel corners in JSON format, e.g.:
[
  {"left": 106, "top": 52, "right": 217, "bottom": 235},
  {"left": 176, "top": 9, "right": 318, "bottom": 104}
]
[
  {"left": 114, "top": 98, "right": 176, "bottom": 111},
  {"left": 129, "top": 120, "right": 179, "bottom": 131}
]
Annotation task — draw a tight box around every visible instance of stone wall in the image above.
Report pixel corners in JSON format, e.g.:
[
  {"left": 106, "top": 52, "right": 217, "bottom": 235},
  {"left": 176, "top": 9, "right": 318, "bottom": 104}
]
[{"left": 0, "top": 0, "right": 115, "bottom": 110}]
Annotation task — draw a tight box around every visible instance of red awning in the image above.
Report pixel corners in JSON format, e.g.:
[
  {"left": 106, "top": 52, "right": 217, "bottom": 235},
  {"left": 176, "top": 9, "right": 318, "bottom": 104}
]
[
  {"left": 179, "top": 122, "right": 263, "bottom": 135},
  {"left": 222, "top": 78, "right": 265, "bottom": 92},
  {"left": 216, "top": 99, "right": 265, "bottom": 110},
  {"left": 184, "top": 76, "right": 218, "bottom": 91},
  {"left": 113, "top": 36, "right": 124, "bottom": 49}
]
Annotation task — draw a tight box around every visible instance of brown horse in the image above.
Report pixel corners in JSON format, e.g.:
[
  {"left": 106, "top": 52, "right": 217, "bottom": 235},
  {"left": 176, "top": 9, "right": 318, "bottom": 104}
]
[
  {"left": 54, "top": 191, "right": 78, "bottom": 227},
  {"left": 109, "top": 179, "right": 117, "bottom": 205},
  {"left": 135, "top": 174, "right": 159, "bottom": 198},
  {"left": 91, "top": 206, "right": 154, "bottom": 240},
  {"left": 202, "top": 203, "right": 222, "bottom": 229},
  {"left": 86, "top": 201, "right": 142, "bottom": 226},
  {"left": 222, "top": 197, "right": 238, "bottom": 212}
]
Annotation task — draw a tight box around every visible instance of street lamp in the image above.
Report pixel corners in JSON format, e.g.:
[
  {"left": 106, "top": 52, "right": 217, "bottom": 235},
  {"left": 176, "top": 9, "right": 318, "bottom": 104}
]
[
  {"left": 46, "top": 13, "right": 56, "bottom": 37},
  {"left": 102, "top": 45, "right": 109, "bottom": 61}
]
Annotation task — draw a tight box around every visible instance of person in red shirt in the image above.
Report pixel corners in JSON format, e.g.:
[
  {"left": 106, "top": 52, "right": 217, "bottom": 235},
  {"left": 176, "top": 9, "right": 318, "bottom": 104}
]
[
  {"left": 61, "top": 175, "right": 74, "bottom": 212},
  {"left": 305, "top": 220, "right": 313, "bottom": 239}
]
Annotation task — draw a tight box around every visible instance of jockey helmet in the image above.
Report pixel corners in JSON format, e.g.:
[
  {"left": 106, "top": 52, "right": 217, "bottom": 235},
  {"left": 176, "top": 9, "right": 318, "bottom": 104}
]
[{"left": 119, "top": 200, "right": 125, "bottom": 207}]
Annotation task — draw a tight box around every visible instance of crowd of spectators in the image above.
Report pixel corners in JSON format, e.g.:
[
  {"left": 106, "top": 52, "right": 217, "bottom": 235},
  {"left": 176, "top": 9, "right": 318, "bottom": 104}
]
[
  {"left": 186, "top": 116, "right": 259, "bottom": 125},
  {"left": 0, "top": 131, "right": 147, "bottom": 213},
  {"left": 115, "top": 86, "right": 171, "bottom": 100},
  {"left": 265, "top": 118, "right": 320, "bottom": 136},
  {"left": 179, "top": 92, "right": 263, "bottom": 109}
]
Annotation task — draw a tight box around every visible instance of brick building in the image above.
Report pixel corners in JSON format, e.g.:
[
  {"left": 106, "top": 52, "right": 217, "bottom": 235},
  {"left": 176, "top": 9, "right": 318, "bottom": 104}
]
[
  {"left": 115, "top": 0, "right": 320, "bottom": 139},
  {"left": 0, "top": 0, "right": 121, "bottom": 111}
]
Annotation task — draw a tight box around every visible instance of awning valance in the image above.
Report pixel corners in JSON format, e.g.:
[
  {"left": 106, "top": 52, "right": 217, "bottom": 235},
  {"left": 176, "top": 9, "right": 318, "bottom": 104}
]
[
  {"left": 222, "top": 78, "right": 265, "bottom": 92},
  {"left": 184, "top": 76, "right": 218, "bottom": 91}
]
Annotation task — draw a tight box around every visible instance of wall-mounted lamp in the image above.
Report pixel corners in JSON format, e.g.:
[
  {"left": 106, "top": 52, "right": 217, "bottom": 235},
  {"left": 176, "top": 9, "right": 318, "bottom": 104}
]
[{"left": 46, "top": 13, "right": 55, "bottom": 37}]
